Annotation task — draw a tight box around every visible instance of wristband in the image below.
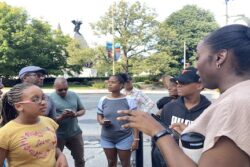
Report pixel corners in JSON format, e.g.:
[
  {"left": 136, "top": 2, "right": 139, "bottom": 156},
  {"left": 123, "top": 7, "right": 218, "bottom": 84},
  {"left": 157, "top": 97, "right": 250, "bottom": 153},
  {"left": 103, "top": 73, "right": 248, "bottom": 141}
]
[
  {"left": 153, "top": 129, "right": 171, "bottom": 142},
  {"left": 134, "top": 138, "right": 140, "bottom": 141}
]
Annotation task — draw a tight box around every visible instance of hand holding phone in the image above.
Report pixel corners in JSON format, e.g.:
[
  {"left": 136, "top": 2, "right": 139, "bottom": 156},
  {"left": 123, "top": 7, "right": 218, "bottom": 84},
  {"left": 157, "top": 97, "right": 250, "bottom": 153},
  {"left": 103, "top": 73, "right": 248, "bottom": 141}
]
[
  {"left": 63, "top": 109, "right": 75, "bottom": 117},
  {"left": 151, "top": 113, "right": 180, "bottom": 139},
  {"left": 103, "top": 119, "right": 111, "bottom": 126}
]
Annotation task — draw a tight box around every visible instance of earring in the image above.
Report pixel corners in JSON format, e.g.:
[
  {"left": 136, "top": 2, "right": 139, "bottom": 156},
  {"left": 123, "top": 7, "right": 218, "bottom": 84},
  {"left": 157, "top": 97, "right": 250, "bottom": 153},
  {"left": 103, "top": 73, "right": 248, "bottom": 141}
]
[{"left": 216, "top": 63, "right": 221, "bottom": 69}]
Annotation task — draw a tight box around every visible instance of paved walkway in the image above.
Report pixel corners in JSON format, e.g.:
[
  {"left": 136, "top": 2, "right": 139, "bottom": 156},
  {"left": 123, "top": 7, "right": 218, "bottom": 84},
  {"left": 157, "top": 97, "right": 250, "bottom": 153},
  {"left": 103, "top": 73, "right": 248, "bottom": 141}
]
[{"left": 63, "top": 134, "right": 152, "bottom": 167}]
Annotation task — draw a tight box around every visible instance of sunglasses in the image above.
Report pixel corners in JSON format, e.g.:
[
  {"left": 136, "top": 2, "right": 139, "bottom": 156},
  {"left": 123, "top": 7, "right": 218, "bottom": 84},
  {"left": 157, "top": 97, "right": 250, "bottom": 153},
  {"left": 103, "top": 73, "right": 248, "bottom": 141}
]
[
  {"left": 57, "top": 88, "right": 68, "bottom": 92},
  {"left": 26, "top": 73, "right": 45, "bottom": 78}
]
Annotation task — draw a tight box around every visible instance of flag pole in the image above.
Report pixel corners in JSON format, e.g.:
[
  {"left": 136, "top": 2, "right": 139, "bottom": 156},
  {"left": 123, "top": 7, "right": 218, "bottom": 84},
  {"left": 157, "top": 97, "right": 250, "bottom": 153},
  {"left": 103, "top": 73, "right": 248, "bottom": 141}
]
[
  {"left": 112, "top": 3, "right": 115, "bottom": 75},
  {"left": 183, "top": 41, "right": 186, "bottom": 69}
]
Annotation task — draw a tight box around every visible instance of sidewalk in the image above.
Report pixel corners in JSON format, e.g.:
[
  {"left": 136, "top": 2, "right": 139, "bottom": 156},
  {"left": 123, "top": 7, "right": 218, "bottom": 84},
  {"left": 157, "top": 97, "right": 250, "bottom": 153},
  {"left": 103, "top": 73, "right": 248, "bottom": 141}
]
[{"left": 64, "top": 134, "right": 152, "bottom": 167}]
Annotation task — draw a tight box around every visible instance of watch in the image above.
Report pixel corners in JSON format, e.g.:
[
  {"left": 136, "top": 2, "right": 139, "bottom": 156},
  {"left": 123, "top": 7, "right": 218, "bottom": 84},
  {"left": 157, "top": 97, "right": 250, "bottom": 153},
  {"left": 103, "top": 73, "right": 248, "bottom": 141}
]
[{"left": 153, "top": 129, "right": 171, "bottom": 142}]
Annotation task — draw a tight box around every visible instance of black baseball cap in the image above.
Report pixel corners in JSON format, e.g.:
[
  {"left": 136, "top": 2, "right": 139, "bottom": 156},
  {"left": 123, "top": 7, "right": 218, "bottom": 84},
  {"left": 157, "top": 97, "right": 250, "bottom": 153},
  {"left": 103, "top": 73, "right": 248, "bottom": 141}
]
[{"left": 171, "top": 67, "right": 200, "bottom": 84}]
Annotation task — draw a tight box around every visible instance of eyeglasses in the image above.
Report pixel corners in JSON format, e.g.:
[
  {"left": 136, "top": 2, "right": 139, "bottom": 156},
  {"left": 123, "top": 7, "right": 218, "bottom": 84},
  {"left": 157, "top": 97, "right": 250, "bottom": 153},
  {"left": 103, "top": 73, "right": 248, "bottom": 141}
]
[
  {"left": 17, "top": 96, "right": 48, "bottom": 105},
  {"left": 26, "top": 73, "right": 45, "bottom": 78},
  {"left": 57, "top": 88, "right": 68, "bottom": 92}
]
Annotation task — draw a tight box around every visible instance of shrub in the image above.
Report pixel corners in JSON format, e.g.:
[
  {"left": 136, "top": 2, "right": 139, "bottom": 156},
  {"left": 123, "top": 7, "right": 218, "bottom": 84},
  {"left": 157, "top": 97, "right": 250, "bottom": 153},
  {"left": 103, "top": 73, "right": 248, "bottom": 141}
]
[
  {"left": 144, "top": 80, "right": 152, "bottom": 84},
  {"left": 92, "top": 81, "right": 106, "bottom": 89}
]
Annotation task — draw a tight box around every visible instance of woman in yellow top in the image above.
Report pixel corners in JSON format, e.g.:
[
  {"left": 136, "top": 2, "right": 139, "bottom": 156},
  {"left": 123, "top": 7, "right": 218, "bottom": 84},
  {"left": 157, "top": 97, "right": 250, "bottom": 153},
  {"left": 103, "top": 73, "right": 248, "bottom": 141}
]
[{"left": 0, "top": 83, "right": 68, "bottom": 167}]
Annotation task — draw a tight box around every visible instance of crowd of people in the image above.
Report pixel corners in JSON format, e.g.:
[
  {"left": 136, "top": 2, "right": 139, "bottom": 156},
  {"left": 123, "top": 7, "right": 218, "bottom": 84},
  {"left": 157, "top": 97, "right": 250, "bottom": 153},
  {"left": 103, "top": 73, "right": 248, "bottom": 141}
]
[{"left": 0, "top": 24, "right": 250, "bottom": 167}]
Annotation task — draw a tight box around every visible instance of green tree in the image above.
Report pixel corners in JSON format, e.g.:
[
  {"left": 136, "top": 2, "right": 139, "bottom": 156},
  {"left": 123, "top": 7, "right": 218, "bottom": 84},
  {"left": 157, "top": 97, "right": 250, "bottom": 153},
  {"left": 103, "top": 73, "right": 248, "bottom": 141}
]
[
  {"left": 91, "top": 0, "right": 158, "bottom": 73},
  {"left": 0, "top": 2, "right": 70, "bottom": 77},
  {"left": 157, "top": 5, "right": 219, "bottom": 68},
  {"left": 130, "top": 52, "right": 178, "bottom": 77}
]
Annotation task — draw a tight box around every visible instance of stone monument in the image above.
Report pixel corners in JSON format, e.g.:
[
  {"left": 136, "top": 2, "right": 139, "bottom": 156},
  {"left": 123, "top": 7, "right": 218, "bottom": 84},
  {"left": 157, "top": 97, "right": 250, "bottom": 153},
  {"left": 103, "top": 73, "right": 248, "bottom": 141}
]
[{"left": 72, "top": 20, "right": 88, "bottom": 48}]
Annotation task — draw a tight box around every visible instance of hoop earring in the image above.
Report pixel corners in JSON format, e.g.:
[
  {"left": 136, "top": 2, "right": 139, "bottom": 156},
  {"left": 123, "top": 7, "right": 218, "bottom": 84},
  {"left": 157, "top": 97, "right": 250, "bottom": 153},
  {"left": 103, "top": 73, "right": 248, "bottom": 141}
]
[{"left": 216, "top": 63, "right": 221, "bottom": 69}]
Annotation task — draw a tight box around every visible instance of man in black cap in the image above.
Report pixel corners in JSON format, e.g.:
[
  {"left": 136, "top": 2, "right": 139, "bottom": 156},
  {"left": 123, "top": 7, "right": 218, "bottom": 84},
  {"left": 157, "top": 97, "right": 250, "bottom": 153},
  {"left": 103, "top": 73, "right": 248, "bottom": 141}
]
[{"left": 151, "top": 67, "right": 211, "bottom": 167}]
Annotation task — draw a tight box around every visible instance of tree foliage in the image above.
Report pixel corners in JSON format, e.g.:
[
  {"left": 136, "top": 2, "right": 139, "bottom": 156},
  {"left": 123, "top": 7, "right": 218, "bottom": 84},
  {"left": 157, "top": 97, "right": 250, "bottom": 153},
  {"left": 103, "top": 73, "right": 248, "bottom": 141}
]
[
  {"left": 91, "top": 0, "right": 158, "bottom": 73},
  {"left": 130, "top": 52, "right": 178, "bottom": 77},
  {"left": 0, "top": 2, "right": 70, "bottom": 77},
  {"left": 157, "top": 5, "right": 219, "bottom": 68}
]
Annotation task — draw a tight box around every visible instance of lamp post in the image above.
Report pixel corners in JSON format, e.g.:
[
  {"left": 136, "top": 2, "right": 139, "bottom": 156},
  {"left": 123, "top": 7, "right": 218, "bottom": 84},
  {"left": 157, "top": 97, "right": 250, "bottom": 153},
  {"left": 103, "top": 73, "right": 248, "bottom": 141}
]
[
  {"left": 225, "top": 0, "right": 229, "bottom": 25},
  {"left": 112, "top": 3, "right": 115, "bottom": 75}
]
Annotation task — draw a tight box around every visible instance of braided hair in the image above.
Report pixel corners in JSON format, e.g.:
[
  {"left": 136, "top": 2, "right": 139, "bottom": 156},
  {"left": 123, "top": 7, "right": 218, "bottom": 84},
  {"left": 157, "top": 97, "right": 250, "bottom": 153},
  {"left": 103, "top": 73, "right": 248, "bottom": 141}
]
[{"left": 1, "top": 83, "right": 32, "bottom": 126}]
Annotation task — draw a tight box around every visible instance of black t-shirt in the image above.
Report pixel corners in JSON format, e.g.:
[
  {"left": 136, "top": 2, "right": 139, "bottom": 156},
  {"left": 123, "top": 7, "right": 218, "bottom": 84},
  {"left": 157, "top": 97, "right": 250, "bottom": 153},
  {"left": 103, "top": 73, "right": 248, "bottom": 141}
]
[{"left": 156, "top": 96, "right": 175, "bottom": 110}]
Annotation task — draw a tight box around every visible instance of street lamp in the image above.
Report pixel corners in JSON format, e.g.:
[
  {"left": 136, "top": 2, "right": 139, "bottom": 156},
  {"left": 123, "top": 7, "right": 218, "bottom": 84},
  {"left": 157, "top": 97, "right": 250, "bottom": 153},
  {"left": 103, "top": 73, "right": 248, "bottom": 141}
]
[{"left": 225, "top": 0, "right": 230, "bottom": 25}]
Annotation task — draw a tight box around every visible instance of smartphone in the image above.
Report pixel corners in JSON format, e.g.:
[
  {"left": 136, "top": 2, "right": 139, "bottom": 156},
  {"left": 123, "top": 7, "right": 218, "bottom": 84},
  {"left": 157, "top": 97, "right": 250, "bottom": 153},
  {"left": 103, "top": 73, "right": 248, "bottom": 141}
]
[
  {"left": 151, "top": 113, "right": 180, "bottom": 138},
  {"left": 103, "top": 120, "right": 111, "bottom": 124},
  {"left": 64, "top": 109, "right": 73, "bottom": 112}
]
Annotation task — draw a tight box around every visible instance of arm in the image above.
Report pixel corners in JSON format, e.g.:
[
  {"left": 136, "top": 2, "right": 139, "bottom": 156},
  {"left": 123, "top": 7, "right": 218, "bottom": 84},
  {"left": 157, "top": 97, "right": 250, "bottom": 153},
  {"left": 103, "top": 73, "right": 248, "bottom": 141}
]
[
  {"left": 131, "top": 128, "right": 139, "bottom": 151},
  {"left": 74, "top": 108, "right": 86, "bottom": 117},
  {"left": 97, "top": 114, "right": 105, "bottom": 125},
  {"left": 117, "top": 110, "right": 250, "bottom": 167},
  {"left": 0, "top": 148, "right": 7, "bottom": 166},
  {"left": 55, "top": 148, "right": 68, "bottom": 167},
  {"left": 75, "top": 94, "right": 86, "bottom": 117}
]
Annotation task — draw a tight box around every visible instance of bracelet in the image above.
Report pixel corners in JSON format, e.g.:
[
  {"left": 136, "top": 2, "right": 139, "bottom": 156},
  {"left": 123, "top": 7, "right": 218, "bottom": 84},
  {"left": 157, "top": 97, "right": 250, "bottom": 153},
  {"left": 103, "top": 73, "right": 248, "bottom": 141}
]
[
  {"left": 134, "top": 138, "right": 140, "bottom": 141},
  {"left": 153, "top": 129, "right": 171, "bottom": 142}
]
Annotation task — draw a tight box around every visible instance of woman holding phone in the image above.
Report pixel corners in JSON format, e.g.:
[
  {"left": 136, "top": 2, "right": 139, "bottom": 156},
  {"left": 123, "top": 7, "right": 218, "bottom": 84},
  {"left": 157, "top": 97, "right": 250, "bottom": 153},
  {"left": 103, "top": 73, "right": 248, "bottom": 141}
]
[{"left": 97, "top": 73, "right": 138, "bottom": 167}]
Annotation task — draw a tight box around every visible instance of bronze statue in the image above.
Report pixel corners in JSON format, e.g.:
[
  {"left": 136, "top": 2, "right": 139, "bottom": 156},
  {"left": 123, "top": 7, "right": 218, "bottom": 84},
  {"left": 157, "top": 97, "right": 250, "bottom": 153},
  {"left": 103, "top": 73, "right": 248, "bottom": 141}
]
[{"left": 72, "top": 20, "right": 82, "bottom": 34}]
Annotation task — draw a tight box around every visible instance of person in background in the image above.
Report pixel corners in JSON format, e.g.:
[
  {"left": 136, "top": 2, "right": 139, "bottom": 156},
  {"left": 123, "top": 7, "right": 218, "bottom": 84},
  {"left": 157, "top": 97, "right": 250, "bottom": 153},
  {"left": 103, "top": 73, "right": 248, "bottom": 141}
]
[
  {"left": 1, "top": 66, "right": 56, "bottom": 125},
  {"left": 0, "top": 78, "right": 4, "bottom": 124},
  {"left": 0, "top": 83, "right": 68, "bottom": 167},
  {"left": 122, "top": 74, "right": 155, "bottom": 113},
  {"left": 0, "top": 78, "right": 6, "bottom": 167},
  {"left": 117, "top": 24, "right": 250, "bottom": 167},
  {"left": 122, "top": 74, "right": 155, "bottom": 166},
  {"left": 152, "top": 67, "right": 211, "bottom": 167},
  {"left": 97, "top": 73, "right": 138, "bottom": 167},
  {"left": 156, "top": 75, "right": 178, "bottom": 116},
  {"left": 50, "top": 77, "right": 86, "bottom": 167}
]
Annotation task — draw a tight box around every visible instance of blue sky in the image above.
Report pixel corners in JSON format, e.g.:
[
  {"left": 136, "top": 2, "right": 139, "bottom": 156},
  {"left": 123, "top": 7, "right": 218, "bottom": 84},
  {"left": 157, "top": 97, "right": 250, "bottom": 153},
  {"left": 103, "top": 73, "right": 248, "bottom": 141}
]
[{"left": 1, "top": 0, "right": 248, "bottom": 47}]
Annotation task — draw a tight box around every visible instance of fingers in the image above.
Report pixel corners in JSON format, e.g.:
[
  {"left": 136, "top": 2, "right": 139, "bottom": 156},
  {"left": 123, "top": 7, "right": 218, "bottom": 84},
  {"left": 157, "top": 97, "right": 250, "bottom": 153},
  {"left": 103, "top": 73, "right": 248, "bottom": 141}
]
[{"left": 117, "top": 110, "right": 132, "bottom": 115}]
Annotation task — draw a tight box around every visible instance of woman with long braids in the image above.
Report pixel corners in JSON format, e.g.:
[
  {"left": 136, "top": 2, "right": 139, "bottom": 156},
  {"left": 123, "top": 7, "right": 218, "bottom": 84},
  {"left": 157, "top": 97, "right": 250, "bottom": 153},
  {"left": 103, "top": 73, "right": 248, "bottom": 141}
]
[
  {"left": 97, "top": 73, "right": 139, "bottom": 167},
  {"left": 0, "top": 83, "right": 68, "bottom": 167}
]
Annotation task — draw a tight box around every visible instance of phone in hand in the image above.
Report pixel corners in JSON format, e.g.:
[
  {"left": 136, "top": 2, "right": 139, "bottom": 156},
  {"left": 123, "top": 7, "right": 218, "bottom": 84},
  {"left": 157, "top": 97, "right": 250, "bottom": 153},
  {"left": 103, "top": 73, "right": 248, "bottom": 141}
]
[
  {"left": 151, "top": 113, "right": 180, "bottom": 138},
  {"left": 103, "top": 120, "right": 111, "bottom": 126},
  {"left": 64, "top": 109, "right": 73, "bottom": 112}
]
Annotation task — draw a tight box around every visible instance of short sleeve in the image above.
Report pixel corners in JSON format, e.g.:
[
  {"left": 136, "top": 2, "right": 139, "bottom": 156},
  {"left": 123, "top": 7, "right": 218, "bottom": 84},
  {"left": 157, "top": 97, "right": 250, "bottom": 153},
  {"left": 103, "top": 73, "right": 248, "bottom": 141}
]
[
  {"left": 75, "top": 93, "right": 84, "bottom": 110},
  {"left": 0, "top": 125, "right": 10, "bottom": 150},
  {"left": 47, "top": 96, "right": 57, "bottom": 119},
  {"left": 205, "top": 102, "right": 250, "bottom": 155},
  {"left": 126, "top": 97, "right": 137, "bottom": 110},
  {"left": 97, "top": 96, "right": 106, "bottom": 115},
  {"left": 42, "top": 116, "right": 58, "bottom": 130}
]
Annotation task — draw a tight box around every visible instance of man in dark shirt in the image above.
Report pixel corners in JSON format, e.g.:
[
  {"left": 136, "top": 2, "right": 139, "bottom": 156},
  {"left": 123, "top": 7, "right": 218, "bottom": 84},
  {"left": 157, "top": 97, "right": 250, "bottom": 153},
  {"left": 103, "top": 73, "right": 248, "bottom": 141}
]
[{"left": 152, "top": 67, "right": 211, "bottom": 167}]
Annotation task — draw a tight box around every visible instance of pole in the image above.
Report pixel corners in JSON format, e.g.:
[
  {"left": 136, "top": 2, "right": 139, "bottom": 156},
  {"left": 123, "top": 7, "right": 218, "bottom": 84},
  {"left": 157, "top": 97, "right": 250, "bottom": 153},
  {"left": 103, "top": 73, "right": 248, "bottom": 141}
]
[
  {"left": 225, "top": 0, "right": 229, "bottom": 25},
  {"left": 183, "top": 41, "right": 186, "bottom": 69},
  {"left": 112, "top": 3, "right": 115, "bottom": 75},
  {"left": 135, "top": 132, "right": 143, "bottom": 167}
]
